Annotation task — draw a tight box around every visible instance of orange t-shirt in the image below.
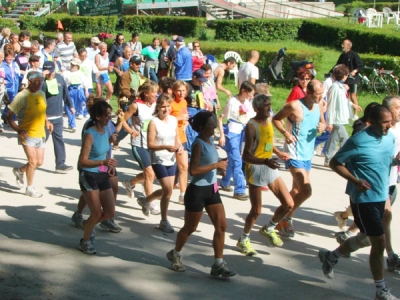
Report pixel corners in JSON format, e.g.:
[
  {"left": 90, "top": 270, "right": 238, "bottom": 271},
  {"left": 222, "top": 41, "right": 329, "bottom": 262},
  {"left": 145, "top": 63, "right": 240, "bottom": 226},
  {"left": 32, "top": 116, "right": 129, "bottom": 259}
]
[{"left": 170, "top": 99, "right": 188, "bottom": 143}]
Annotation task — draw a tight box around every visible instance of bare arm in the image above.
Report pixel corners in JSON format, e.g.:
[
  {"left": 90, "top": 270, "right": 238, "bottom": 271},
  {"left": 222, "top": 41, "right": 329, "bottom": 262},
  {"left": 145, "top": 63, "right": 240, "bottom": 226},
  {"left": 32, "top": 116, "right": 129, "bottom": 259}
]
[
  {"left": 217, "top": 114, "right": 225, "bottom": 147},
  {"left": 147, "top": 120, "right": 179, "bottom": 152},
  {"left": 78, "top": 133, "right": 118, "bottom": 169},
  {"left": 189, "top": 142, "right": 227, "bottom": 176},
  {"left": 272, "top": 102, "right": 297, "bottom": 144},
  {"left": 121, "top": 102, "right": 140, "bottom": 138},
  {"left": 215, "top": 68, "right": 232, "bottom": 97},
  {"left": 329, "top": 157, "right": 370, "bottom": 192}
]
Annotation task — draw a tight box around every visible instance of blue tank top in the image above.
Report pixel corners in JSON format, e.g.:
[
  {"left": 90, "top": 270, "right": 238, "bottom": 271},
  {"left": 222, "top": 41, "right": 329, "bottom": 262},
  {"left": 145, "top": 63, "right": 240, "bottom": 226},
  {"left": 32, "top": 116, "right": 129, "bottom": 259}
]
[
  {"left": 82, "top": 126, "right": 110, "bottom": 173},
  {"left": 122, "top": 58, "right": 130, "bottom": 72},
  {"left": 191, "top": 137, "right": 218, "bottom": 186},
  {"left": 284, "top": 99, "right": 320, "bottom": 161}
]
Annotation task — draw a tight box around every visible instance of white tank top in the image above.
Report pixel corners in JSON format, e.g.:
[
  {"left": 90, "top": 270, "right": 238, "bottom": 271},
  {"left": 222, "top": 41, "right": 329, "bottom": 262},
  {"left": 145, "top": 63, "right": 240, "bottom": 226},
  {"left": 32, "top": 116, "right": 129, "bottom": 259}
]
[
  {"left": 131, "top": 101, "right": 156, "bottom": 149},
  {"left": 150, "top": 115, "right": 177, "bottom": 166},
  {"left": 97, "top": 53, "right": 109, "bottom": 74}
]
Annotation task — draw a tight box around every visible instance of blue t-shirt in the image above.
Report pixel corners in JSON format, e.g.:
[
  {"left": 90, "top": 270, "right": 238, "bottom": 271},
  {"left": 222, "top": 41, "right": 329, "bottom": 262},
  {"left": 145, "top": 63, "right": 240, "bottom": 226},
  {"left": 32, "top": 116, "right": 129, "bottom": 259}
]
[
  {"left": 82, "top": 126, "right": 110, "bottom": 173},
  {"left": 190, "top": 137, "right": 218, "bottom": 186},
  {"left": 334, "top": 127, "right": 394, "bottom": 204}
]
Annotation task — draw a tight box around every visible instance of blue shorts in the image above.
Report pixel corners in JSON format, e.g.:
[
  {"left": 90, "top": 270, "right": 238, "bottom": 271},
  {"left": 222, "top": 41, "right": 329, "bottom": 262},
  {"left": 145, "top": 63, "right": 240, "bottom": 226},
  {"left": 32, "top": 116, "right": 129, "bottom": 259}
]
[
  {"left": 152, "top": 163, "right": 177, "bottom": 180},
  {"left": 285, "top": 159, "right": 312, "bottom": 171},
  {"left": 182, "top": 142, "right": 188, "bottom": 151},
  {"left": 131, "top": 146, "right": 151, "bottom": 170}
]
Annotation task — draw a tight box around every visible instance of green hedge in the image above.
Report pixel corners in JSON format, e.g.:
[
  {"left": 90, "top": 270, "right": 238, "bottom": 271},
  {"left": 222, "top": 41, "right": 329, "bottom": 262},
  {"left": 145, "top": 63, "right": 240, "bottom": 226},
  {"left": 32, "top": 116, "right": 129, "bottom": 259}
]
[
  {"left": 0, "top": 19, "right": 18, "bottom": 29},
  {"left": 360, "top": 53, "right": 400, "bottom": 75},
  {"left": 122, "top": 16, "right": 205, "bottom": 37},
  {"left": 214, "top": 19, "right": 302, "bottom": 42},
  {"left": 19, "top": 14, "right": 118, "bottom": 34},
  {"left": 298, "top": 19, "right": 400, "bottom": 56}
]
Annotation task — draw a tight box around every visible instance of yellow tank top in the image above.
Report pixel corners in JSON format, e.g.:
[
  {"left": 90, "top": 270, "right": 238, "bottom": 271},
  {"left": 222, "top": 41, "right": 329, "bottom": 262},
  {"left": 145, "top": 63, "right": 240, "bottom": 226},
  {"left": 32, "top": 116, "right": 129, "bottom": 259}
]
[
  {"left": 248, "top": 119, "right": 273, "bottom": 159},
  {"left": 23, "top": 91, "right": 47, "bottom": 138}
]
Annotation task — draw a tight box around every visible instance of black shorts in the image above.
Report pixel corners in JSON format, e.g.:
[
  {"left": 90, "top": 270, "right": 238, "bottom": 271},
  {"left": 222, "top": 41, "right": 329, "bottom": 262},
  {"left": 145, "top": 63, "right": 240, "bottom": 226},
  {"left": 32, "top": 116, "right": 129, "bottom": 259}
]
[
  {"left": 351, "top": 200, "right": 385, "bottom": 237},
  {"left": 79, "top": 170, "right": 111, "bottom": 192},
  {"left": 347, "top": 83, "right": 357, "bottom": 94},
  {"left": 152, "top": 164, "right": 176, "bottom": 180},
  {"left": 184, "top": 183, "right": 222, "bottom": 212}
]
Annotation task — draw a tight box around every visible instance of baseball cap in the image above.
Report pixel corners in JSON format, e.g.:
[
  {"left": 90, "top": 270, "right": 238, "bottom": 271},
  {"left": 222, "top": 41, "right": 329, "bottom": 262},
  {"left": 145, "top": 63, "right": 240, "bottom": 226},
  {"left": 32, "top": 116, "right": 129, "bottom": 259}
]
[
  {"left": 43, "top": 61, "right": 55, "bottom": 73},
  {"left": 91, "top": 36, "right": 101, "bottom": 44},
  {"left": 176, "top": 36, "right": 184, "bottom": 42},
  {"left": 130, "top": 54, "right": 142, "bottom": 64},
  {"left": 70, "top": 58, "right": 82, "bottom": 66},
  {"left": 193, "top": 69, "right": 207, "bottom": 82},
  {"left": 22, "top": 40, "right": 31, "bottom": 49}
]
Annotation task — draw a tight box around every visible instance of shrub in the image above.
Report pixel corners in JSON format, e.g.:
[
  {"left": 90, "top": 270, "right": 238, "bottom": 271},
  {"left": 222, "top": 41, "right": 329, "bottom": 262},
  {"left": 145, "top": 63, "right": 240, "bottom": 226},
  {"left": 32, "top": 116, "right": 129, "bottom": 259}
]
[{"left": 214, "top": 19, "right": 302, "bottom": 42}]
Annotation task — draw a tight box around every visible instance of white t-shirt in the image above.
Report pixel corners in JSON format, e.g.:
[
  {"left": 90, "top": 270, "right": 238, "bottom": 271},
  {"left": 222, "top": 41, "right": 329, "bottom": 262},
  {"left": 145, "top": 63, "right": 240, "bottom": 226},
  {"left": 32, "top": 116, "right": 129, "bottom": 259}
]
[
  {"left": 131, "top": 102, "right": 156, "bottom": 149},
  {"left": 150, "top": 115, "right": 178, "bottom": 166},
  {"left": 62, "top": 70, "right": 86, "bottom": 88},
  {"left": 85, "top": 46, "right": 100, "bottom": 62},
  {"left": 389, "top": 122, "right": 400, "bottom": 186},
  {"left": 80, "top": 59, "right": 98, "bottom": 87},
  {"left": 238, "top": 62, "right": 259, "bottom": 87},
  {"left": 221, "top": 96, "right": 253, "bottom": 134}
]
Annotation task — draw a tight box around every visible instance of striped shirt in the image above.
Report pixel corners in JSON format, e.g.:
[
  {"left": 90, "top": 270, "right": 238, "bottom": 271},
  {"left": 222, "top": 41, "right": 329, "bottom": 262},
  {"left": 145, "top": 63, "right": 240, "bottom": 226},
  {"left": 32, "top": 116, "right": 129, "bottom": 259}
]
[{"left": 56, "top": 41, "right": 77, "bottom": 71}]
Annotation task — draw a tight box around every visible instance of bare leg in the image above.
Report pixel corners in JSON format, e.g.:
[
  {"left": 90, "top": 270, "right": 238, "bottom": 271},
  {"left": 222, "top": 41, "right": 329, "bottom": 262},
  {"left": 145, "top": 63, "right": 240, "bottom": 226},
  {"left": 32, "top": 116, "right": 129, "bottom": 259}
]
[
  {"left": 21, "top": 146, "right": 44, "bottom": 186},
  {"left": 176, "top": 150, "right": 188, "bottom": 194},
  {"left": 243, "top": 184, "right": 262, "bottom": 234},
  {"left": 206, "top": 203, "right": 227, "bottom": 258},
  {"left": 383, "top": 198, "right": 393, "bottom": 255},
  {"left": 175, "top": 210, "right": 203, "bottom": 252},
  {"left": 268, "top": 177, "right": 294, "bottom": 223},
  {"left": 286, "top": 167, "right": 311, "bottom": 218}
]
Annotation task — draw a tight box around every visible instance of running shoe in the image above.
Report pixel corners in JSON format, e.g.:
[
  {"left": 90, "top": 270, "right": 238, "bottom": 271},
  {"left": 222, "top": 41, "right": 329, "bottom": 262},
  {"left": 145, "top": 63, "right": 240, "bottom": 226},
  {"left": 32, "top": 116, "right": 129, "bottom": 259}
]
[
  {"left": 318, "top": 248, "right": 337, "bottom": 279},
  {"left": 159, "top": 219, "right": 174, "bottom": 233},
  {"left": 178, "top": 195, "right": 185, "bottom": 205},
  {"left": 275, "top": 219, "right": 294, "bottom": 238},
  {"left": 78, "top": 238, "right": 96, "bottom": 255},
  {"left": 375, "top": 289, "right": 399, "bottom": 300},
  {"left": 387, "top": 253, "right": 400, "bottom": 272},
  {"left": 82, "top": 220, "right": 96, "bottom": 245},
  {"left": 150, "top": 202, "right": 161, "bottom": 215},
  {"left": 13, "top": 167, "right": 24, "bottom": 188},
  {"left": 25, "top": 186, "right": 42, "bottom": 198},
  {"left": 166, "top": 250, "right": 186, "bottom": 272},
  {"left": 71, "top": 211, "right": 84, "bottom": 229},
  {"left": 333, "top": 211, "right": 348, "bottom": 231},
  {"left": 100, "top": 219, "right": 122, "bottom": 233},
  {"left": 335, "top": 231, "right": 352, "bottom": 245},
  {"left": 219, "top": 185, "right": 233, "bottom": 192},
  {"left": 137, "top": 196, "right": 150, "bottom": 216},
  {"left": 210, "top": 261, "right": 236, "bottom": 278},
  {"left": 236, "top": 238, "right": 257, "bottom": 256},
  {"left": 233, "top": 193, "right": 248, "bottom": 201},
  {"left": 259, "top": 225, "right": 283, "bottom": 247},
  {"left": 121, "top": 180, "right": 135, "bottom": 198}
]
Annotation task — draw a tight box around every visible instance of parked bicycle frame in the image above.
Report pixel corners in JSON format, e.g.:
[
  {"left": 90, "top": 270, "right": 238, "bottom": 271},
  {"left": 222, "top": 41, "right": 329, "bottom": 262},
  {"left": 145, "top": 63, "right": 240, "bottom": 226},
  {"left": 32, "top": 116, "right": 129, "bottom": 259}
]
[{"left": 356, "top": 61, "right": 399, "bottom": 97}]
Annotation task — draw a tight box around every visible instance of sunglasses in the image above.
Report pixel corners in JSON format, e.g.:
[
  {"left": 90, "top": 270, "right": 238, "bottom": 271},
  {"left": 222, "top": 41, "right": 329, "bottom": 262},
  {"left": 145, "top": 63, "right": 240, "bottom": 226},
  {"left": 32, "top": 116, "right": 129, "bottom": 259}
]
[{"left": 193, "top": 45, "right": 200, "bottom": 48}]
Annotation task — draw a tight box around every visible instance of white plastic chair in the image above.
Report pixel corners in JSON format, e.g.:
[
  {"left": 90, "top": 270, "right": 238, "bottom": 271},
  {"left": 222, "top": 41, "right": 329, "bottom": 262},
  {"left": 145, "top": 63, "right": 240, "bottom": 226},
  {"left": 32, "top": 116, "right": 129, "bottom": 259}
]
[
  {"left": 365, "top": 8, "right": 379, "bottom": 28},
  {"left": 393, "top": 12, "right": 400, "bottom": 31},
  {"left": 383, "top": 7, "right": 396, "bottom": 24},
  {"left": 224, "top": 51, "right": 243, "bottom": 86}
]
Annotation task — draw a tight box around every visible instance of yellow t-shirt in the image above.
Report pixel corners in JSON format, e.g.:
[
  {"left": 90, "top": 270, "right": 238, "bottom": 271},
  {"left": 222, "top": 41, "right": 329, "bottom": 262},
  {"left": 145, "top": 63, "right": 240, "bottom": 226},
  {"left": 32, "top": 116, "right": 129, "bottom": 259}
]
[{"left": 9, "top": 90, "right": 47, "bottom": 138}]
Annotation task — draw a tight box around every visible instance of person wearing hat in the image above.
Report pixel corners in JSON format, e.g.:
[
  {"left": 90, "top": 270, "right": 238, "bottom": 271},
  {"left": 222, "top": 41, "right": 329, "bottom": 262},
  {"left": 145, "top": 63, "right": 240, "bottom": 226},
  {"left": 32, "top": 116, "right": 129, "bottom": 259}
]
[
  {"left": 7, "top": 71, "right": 52, "bottom": 197},
  {"left": 63, "top": 57, "right": 89, "bottom": 121},
  {"left": 15, "top": 40, "right": 32, "bottom": 87},
  {"left": 114, "top": 54, "right": 147, "bottom": 148},
  {"left": 174, "top": 36, "right": 192, "bottom": 82},
  {"left": 86, "top": 36, "right": 100, "bottom": 62},
  {"left": 39, "top": 38, "right": 56, "bottom": 68},
  {"left": 41, "top": 61, "right": 75, "bottom": 173}
]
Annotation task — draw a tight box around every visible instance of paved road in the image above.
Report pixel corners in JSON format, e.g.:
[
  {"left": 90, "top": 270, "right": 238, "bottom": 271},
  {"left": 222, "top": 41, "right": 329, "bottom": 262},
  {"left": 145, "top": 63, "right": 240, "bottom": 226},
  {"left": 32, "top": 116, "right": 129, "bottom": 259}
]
[{"left": 0, "top": 116, "right": 399, "bottom": 300}]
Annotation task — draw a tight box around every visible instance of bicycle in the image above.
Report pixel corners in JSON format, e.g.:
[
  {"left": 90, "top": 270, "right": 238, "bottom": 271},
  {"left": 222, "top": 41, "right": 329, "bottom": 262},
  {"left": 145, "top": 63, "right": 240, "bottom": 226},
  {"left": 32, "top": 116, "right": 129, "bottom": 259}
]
[{"left": 356, "top": 61, "right": 399, "bottom": 97}]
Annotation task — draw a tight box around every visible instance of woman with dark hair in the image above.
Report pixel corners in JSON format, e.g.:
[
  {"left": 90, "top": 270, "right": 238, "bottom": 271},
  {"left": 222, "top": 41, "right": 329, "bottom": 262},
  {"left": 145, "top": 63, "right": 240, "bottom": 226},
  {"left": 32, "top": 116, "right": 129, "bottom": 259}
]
[
  {"left": 77, "top": 101, "right": 118, "bottom": 254},
  {"left": 191, "top": 40, "right": 205, "bottom": 72},
  {"left": 286, "top": 67, "right": 312, "bottom": 102},
  {"left": 167, "top": 111, "right": 236, "bottom": 278},
  {"left": 142, "top": 94, "right": 182, "bottom": 232},
  {"left": 108, "top": 33, "right": 124, "bottom": 63},
  {"left": 125, "top": 32, "right": 142, "bottom": 56}
]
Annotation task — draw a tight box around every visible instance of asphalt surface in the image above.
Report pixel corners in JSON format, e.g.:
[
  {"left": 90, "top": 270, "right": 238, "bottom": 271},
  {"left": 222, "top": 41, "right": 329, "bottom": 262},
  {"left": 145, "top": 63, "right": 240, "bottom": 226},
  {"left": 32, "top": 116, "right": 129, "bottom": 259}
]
[{"left": 0, "top": 116, "right": 399, "bottom": 300}]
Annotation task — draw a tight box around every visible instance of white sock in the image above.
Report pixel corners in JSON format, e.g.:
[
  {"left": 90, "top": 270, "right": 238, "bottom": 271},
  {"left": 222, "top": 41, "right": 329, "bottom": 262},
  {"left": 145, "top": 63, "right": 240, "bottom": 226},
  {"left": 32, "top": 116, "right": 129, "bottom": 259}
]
[
  {"left": 267, "top": 221, "right": 278, "bottom": 232},
  {"left": 173, "top": 249, "right": 181, "bottom": 257},
  {"left": 180, "top": 192, "right": 184, "bottom": 197},
  {"left": 375, "top": 279, "right": 387, "bottom": 294},
  {"left": 241, "top": 232, "right": 250, "bottom": 242},
  {"left": 214, "top": 258, "right": 223, "bottom": 266},
  {"left": 387, "top": 251, "right": 395, "bottom": 260}
]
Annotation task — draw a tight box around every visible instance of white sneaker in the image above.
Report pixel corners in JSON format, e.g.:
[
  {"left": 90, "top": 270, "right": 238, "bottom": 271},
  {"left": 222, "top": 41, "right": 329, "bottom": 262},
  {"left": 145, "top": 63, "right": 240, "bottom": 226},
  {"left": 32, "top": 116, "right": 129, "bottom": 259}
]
[
  {"left": 121, "top": 180, "right": 134, "bottom": 198},
  {"left": 178, "top": 195, "right": 184, "bottom": 205},
  {"left": 150, "top": 201, "right": 161, "bottom": 215},
  {"left": 375, "top": 289, "right": 399, "bottom": 300},
  {"left": 25, "top": 187, "right": 42, "bottom": 198},
  {"left": 159, "top": 219, "right": 174, "bottom": 233}
]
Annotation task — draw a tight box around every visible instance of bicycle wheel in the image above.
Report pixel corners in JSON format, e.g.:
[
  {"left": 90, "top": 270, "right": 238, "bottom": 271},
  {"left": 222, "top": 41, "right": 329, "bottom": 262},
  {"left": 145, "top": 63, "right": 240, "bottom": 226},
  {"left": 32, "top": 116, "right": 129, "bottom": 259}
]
[{"left": 373, "top": 73, "right": 399, "bottom": 96}]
